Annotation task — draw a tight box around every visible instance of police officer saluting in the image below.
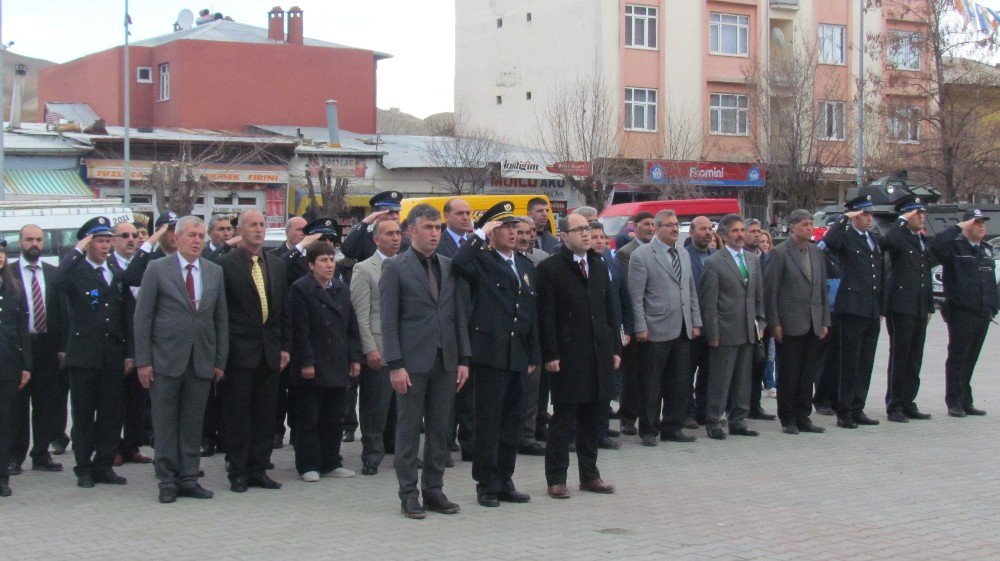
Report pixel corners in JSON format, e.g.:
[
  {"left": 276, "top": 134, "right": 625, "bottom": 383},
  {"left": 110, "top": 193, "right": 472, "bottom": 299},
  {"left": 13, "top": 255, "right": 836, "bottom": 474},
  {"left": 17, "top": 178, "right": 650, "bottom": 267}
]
[
  {"left": 882, "top": 195, "right": 934, "bottom": 423},
  {"left": 931, "top": 208, "right": 998, "bottom": 418},
  {"left": 342, "top": 191, "right": 407, "bottom": 261}
]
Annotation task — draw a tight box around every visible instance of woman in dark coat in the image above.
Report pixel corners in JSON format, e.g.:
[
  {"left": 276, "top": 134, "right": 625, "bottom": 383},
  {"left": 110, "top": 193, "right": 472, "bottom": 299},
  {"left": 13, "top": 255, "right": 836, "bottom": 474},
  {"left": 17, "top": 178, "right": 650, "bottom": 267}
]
[
  {"left": 0, "top": 239, "right": 32, "bottom": 497},
  {"left": 286, "top": 241, "right": 361, "bottom": 482}
]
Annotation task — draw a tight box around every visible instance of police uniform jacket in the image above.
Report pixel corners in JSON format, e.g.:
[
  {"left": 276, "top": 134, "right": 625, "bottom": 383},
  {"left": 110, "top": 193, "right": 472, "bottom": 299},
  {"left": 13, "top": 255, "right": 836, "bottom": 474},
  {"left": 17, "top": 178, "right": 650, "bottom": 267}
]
[
  {"left": 882, "top": 217, "right": 934, "bottom": 317},
  {"left": 452, "top": 234, "right": 541, "bottom": 372},
  {"left": 287, "top": 274, "right": 361, "bottom": 387},
  {"left": 0, "top": 277, "right": 32, "bottom": 379},
  {"left": 930, "top": 225, "right": 999, "bottom": 317},
  {"left": 121, "top": 246, "right": 167, "bottom": 287},
  {"left": 342, "top": 222, "right": 410, "bottom": 261},
  {"left": 821, "top": 217, "right": 885, "bottom": 319},
  {"left": 53, "top": 250, "right": 129, "bottom": 369}
]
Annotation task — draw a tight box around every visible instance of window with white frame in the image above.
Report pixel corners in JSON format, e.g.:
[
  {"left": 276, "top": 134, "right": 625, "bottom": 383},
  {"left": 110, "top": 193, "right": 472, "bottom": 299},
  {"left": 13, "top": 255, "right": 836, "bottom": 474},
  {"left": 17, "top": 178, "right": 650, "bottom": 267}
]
[
  {"left": 625, "top": 88, "right": 657, "bottom": 131},
  {"left": 158, "top": 63, "right": 170, "bottom": 101},
  {"left": 710, "top": 93, "right": 749, "bottom": 135},
  {"left": 888, "top": 31, "right": 921, "bottom": 71},
  {"left": 625, "top": 5, "right": 658, "bottom": 49},
  {"left": 819, "top": 101, "right": 845, "bottom": 140},
  {"left": 888, "top": 106, "right": 920, "bottom": 142},
  {"left": 710, "top": 13, "right": 749, "bottom": 56},
  {"left": 819, "top": 24, "right": 846, "bottom": 65},
  {"left": 136, "top": 66, "right": 152, "bottom": 83}
]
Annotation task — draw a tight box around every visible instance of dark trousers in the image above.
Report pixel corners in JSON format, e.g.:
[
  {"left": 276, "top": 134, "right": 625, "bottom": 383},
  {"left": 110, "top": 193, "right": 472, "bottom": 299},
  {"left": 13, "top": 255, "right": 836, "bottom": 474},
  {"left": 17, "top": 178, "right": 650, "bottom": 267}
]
[
  {"left": 119, "top": 368, "right": 149, "bottom": 456},
  {"left": 642, "top": 335, "right": 690, "bottom": 436},
  {"left": 69, "top": 366, "right": 124, "bottom": 476},
  {"left": 221, "top": 362, "right": 279, "bottom": 479},
  {"left": 202, "top": 379, "right": 223, "bottom": 449},
  {"left": 835, "top": 313, "right": 880, "bottom": 416},
  {"left": 274, "top": 367, "right": 292, "bottom": 439},
  {"left": 776, "top": 333, "right": 822, "bottom": 426},
  {"left": 885, "top": 312, "right": 928, "bottom": 413},
  {"left": 750, "top": 333, "right": 770, "bottom": 412},
  {"left": 545, "top": 401, "right": 602, "bottom": 486},
  {"left": 944, "top": 307, "right": 991, "bottom": 409},
  {"left": 358, "top": 365, "right": 395, "bottom": 466},
  {"left": 0, "top": 378, "right": 19, "bottom": 479},
  {"left": 689, "top": 337, "right": 711, "bottom": 420},
  {"left": 148, "top": 360, "right": 211, "bottom": 485},
  {"left": 536, "top": 369, "right": 551, "bottom": 432},
  {"left": 395, "top": 352, "right": 453, "bottom": 500},
  {"left": 292, "top": 385, "right": 346, "bottom": 475},
  {"left": 13, "top": 334, "right": 60, "bottom": 465},
  {"left": 519, "top": 369, "right": 541, "bottom": 446},
  {"left": 53, "top": 367, "right": 70, "bottom": 446},
  {"left": 342, "top": 376, "right": 360, "bottom": 434},
  {"left": 452, "top": 380, "right": 475, "bottom": 452},
  {"left": 472, "top": 364, "right": 522, "bottom": 495},
  {"left": 813, "top": 320, "right": 839, "bottom": 410},
  {"left": 618, "top": 342, "right": 643, "bottom": 427}
]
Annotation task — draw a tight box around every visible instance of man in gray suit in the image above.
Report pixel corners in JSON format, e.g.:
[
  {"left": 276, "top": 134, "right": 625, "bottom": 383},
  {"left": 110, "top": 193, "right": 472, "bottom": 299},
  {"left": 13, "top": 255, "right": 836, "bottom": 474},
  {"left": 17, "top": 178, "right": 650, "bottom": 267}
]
[
  {"left": 764, "top": 209, "right": 830, "bottom": 435},
  {"left": 134, "top": 216, "right": 229, "bottom": 503},
  {"left": 380, "top": 204, "right": 471, "bottom": 519},
  {"left": 628, "top": 210, "right": 701, "bottom": 447},
  {"left": 699, "top": 214, "right": 765, "bottom": 440}
]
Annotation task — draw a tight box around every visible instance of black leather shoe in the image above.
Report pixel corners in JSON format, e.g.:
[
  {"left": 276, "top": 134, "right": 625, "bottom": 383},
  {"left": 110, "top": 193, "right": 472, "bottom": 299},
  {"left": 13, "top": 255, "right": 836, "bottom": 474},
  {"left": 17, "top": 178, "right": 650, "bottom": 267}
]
[
  {"left": 461, "top": 450, "right": 474, "bottom": 462},
  {"left": 814, "top": 406, "right": 835, "bottom": 416},
  {"left": 497, "top": 489, "right": 531, "bottom": 503},
  {"left": 887, "top": 411, "right": 909, "bottom": 423},
  {"left": 32, "top": 456, "right": 63, "bottom": 472},
  {"left": 230, "top": 477, "right": 249, "bottom": 493},
  {"left": 964, "top": 406, "right": 987, "bottom": 416},
  {"left": 178, "top": 482, "right": 214, "bottom": 499},
  {"left": 423, "top": 492, "right": 461, "bottom": 514},
  {"left": 518, "top": 442, "right": 545, "bottom": 456},
  {"left": 0, "top": 481, "right": 11, "bottom": 497},
  {"left": 93, "top": 470, "right": 127, "bottom": 485},
  {"left": 361, "top": 462, "right": 378, "bottom": 476},
  {"left": 158, "top": 485, "right": 178, "bottom": 503},
  {"left": 782, "top": 425, "right": 800, "bottom": 435},
  {"left": 445, "top": 457, "right": 454, "bottom": 468},
  {"left": 729, "top": 426, "right": 759, "bottom": 437},
  {"left": 567, "top": 442, "right": 576, "bottom": 453},
  {"left": 200, "top": 441, "right": 216, "bottom": 457},
  {"left": 948, "top": 406, "right": 967, "bottom": 418},
  {"left": 707, "top": 427, "right": 727, "bottom": 440},
  {"left": 903, "top": 409, "right": 932, "bottom": 420},
  {"left": 748, "top": 409, "right": 776, "bottom": 421},
  {"left": 597, "top": 437, "right": 620, "bottom": 450},
  {"left": 606, "top": 429, "right": 621, "bottom": 437},
  {"left": 273, "top": 434, "right": 284, "bottom": 449},
  {"left": 77, "top": 474, "right": 96, "bottom": 488},
  {"left": 7, "top": 462, "right": 22, "bottom": 476},
  {"left": 620, "top": 423, "right": 638, "bottom": 436},
  {"left": 852, "top": 412, "right": 880, "bottom": 425},
  {"left": 640, "top": 434, "right": 658, "bottom": 447},
  {"left": 448, "top": 440, "right": 460, "bottom": 452},
  {"left": 837, "top": 415, "right": 859, "bottom": 429},
  {"left": 684, "top": 418, "right": 700, "bottom": 430},
  {"left": 50, "top": 436, "right": 69, "bottom": 456},
  {"left": 248, "top": 474, "right": 282, "bottom": 489},
  {"left": 797, "top": 420, "right": 826, "bottom": 433},
  {"left": 477, "top": 493, "right": 500, "bottom": 507},
  {"left": 342, "top": 430, "right": 355, "bottom": 442},
  {"left": 661, "top": 430, "right": 697, "bottom": 443},
  {"left": 401, "top": 495, "right": 426, "bottom": 519}
]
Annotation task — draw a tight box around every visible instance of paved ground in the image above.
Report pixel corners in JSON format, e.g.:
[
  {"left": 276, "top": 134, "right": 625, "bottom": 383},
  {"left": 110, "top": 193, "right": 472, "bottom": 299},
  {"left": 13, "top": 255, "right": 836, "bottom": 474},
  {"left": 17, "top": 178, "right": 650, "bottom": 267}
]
[{"left": 2, "top": 315, "right": 999, "bottom": 560}]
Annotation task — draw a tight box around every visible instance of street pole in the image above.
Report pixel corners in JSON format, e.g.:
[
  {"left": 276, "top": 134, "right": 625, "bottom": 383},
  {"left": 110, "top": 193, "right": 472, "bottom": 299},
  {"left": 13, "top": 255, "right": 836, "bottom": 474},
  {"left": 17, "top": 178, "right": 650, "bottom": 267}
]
[
  {"left": 123, "top": 0, "right": 131, "bottom": 204},
  {"left": 0, "top": 0, "right": 6, "bottom": 203},
  {"left": 855, "top": 0, "right": 865, "bottom": 190}
]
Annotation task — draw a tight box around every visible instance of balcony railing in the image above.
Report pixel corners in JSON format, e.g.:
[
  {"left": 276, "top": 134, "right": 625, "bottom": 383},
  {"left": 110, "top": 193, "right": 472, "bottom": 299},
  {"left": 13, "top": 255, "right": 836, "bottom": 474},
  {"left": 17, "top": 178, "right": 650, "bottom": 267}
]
[{"left": 771, "top": 0, "right": 799, "bottom": 8}]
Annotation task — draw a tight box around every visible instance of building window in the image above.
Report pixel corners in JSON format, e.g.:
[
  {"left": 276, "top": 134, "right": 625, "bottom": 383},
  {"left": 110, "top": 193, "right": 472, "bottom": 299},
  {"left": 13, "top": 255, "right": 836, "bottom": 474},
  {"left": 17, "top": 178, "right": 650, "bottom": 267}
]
[
  {"left": 497, "top": 18, "right": 503, "bottom": 28},
  {"left": 710, "top": 13, "right": 749, "bottom": 56},
  {"left": 136, "top": 66, "right": 152, "bottom": 83},
  {"left": 526, "top": 91, "right": 532, "bottom": 101},
  {"left": 158, "top": 63, "right": 170, "bottom": 101},
  {"left": 625, "top": 5, "right": 658, "bottom": 49},
  {"left": 819, "top": 24, "right": 846, "bottom": 65},
  {"left": 819, "top": 101, "right": 846, "bottom": 140},
  {"left": 526, "top": 12, "right": 532, "bottom": 22},
  {"left": 625, "top": 87, "right": 657, "bottom": 131},
  {"left": 710, "top": 93, "right": 749, "bottom": 135},
  {"left": 888, "top": 31, "right": 921, "bottom": 71},
  {"left": 889, "top": 106, "right": 920, "bottom": 142}
]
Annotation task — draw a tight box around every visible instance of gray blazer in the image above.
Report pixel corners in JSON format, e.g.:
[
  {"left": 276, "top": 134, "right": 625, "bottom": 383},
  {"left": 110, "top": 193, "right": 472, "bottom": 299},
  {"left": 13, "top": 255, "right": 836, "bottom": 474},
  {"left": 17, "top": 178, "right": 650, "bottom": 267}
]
[
  {"left": 628, "top": 238, "right": 701, "bottom": 341},
  {"left": 379, "top": 248, "right": 470, "bottom": 373},
  {"left": 350, "top": 252, "right": 387, "bottom": 356},
  {"left": 133, "top": 255, "right": 229, "bottom": 377},
  {"left": 699, "top": 247, "right": 764, "bottom": 346},
  {"left": 764, "top": 241, "right": 831, "bottom": 337}
]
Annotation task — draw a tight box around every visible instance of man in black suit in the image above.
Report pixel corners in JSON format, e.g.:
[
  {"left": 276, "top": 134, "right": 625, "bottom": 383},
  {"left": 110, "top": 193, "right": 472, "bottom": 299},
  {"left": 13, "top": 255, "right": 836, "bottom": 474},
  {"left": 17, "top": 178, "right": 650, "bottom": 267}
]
[
  {"left": 452, "top": 201, "right": 540, "bottom": 508},
  {"left": 881, "top": 195, "right": 934, "bottom": 423},
  {"left": 744, "top": 218, "right": 776, "bottom": 422},
  {"left": 53, "top": 217, "right": 131, "bottom": 488},
  {"left": 821, "top": 195, "right": 884, "bottom": 429},
  {"left": 207, "top": 214, "right": 235, "bottom": 255},
  {"left": 342, "top": 191, "right": 406, "bottom": 261},
  {"left": 217, "top": 209, "right": 290, "bottom": 492},
  {"left": 122, "top": 212, "right": 179, "bottom": 287},
  {"left": 270, "top": 216, "right": 307, "bottom": 257},
  {"left": 536, "top": 213, "right": 620, "bottom": 499},
  {"left": 9, "top": 224, "right": 65, "bottom": 475},
  {"left": 686, "top": 216, "right": 715, "bottom": 427},
  {"left": 528, "top": 197, "right": 559, "bottom": 253}
]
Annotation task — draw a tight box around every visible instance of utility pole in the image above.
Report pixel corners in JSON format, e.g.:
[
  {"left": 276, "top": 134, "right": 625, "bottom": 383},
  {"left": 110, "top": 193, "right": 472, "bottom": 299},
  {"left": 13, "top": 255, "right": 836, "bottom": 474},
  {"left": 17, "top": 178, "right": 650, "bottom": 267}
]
[
  {"left": 855, "top": 0, "right": 865, "bottom": 190},
  {"left": 0, "top": 0, "right": 6, "bottom": 203},
  {"left": 123, "top": 0, "right": 131, "bottom": 204}
]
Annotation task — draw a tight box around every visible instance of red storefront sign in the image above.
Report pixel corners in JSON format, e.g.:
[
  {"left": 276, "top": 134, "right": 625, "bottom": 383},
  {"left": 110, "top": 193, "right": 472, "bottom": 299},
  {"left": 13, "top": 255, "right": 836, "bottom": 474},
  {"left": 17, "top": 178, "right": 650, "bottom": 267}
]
[
  {"left": 546, "top": 161, "right": 593, "bottom": 176},
  {"left": 265, "top": 187, "right": 287, "bottom": 228},
  {"left": 644, "top": 160, "right": 766, "bottom": 188}
]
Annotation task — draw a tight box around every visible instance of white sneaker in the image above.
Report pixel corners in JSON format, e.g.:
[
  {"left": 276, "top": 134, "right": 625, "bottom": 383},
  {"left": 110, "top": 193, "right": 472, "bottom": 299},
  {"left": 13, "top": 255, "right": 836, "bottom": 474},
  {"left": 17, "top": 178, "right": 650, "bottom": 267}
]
[
  {"left": 323, "top": 467, "right": 355, "bottom": 478},
  {"left": 301, "top": 471, "right": 320, "bottom": 482}
]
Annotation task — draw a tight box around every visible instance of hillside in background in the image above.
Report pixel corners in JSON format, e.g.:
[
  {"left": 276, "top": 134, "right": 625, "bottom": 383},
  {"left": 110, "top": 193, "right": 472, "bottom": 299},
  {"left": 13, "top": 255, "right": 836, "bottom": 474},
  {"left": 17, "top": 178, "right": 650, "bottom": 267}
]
[{"left": 377, "top": 107, "right": 454, "bottom": 136}]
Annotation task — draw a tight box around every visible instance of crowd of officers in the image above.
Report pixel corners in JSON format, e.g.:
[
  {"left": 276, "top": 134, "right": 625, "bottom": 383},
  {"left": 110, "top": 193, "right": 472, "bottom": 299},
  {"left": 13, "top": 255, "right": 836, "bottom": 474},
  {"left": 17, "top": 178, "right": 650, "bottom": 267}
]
[{"left": 0, "top": 191, "right": 995, "bottom": 517}]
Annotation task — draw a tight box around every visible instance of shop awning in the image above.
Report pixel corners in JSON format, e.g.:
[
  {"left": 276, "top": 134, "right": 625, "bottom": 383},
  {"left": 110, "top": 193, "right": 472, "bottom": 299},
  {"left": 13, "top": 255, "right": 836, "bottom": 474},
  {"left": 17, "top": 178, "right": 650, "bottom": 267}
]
[{"left": 3, "top": 169, "right": 94, "bottom": 197}]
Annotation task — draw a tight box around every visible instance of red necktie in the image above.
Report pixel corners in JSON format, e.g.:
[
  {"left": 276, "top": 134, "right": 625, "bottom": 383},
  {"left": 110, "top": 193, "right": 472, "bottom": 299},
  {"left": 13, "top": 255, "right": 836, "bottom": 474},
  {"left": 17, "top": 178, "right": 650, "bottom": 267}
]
[
  {"left": 579, "top": 259, "right": 588, "bottom": 279},
  {"left": 27, "top": 265, "right": 47, "bottom": 333},
  {"left": 459, "top": 236, "right": 467, "bottom": 246},
  {"left": 186, "top": 263, "right": 197, "bottom": 310}
]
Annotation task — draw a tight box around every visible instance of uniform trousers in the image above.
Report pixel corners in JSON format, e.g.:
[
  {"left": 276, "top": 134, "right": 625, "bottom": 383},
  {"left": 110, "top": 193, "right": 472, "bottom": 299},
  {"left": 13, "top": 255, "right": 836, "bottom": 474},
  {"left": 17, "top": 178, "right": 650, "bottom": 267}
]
[
  {"left": 835, "top": 313, "right": 880, "bottom": 416},
  {"left": 775, "top": 333, "right": 822, "bottom": 426},
  {"left": 69, "top": 366, "right": 124, "bottom": 477},
  {"left": 0, "top": 378, "right": 19, "bottom": 480},
  {"left": 944, "top": 306, "right": 991, "bottom": 410},
  {"left": 292, "top": 385, "right": 346, "bottom": 475},
  {"left": 519, "top": 368, "right": 541, "bottom": 447},
  {"left": 221, "top": 361, "right": 279, "bottom": 479},
  {"left": 545, "top": 401, "right": 602, "bottom": 486},
  {"left": 13, "top": 333, "right": 60, "bottom": 465},
  {"left": 472, "top": 364, "right": 522, "bottom": 495},
  {"left": 119, "top": 368, "right": 149, "bottom": 456},
  {"left": 885, "top": 312, "right": 928, "bottom": 413},
  {"left": 148, "top": 358, "right": 211, "bottom": 485},
  {"left": 395, "top": 351, "right": 453, "bottom": 500},
  {"left": 451, "top": 380, "right": 475, "bottom": 452}
]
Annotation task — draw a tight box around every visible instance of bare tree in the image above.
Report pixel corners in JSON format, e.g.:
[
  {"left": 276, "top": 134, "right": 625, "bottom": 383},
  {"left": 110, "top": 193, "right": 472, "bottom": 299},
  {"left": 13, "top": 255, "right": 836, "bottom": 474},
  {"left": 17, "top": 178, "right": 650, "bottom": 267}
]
[
  {"left": 865, "top": 0, "right": 1000, "bottom": 202},
  {"left": 421, "top": 111, "right": 510, "bottom": 195},
  {"left": 644, "top": 101, "right": 719, "bottom": 200},
  {"left": 301, "top": 155, "right": 350, "bottom": 219}
]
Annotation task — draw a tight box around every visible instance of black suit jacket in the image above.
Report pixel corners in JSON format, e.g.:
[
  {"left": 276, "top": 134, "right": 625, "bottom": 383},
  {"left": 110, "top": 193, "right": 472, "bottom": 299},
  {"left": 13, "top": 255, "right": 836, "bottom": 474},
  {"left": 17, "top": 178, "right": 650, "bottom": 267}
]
[
  {"left": 821, "top": 217, "right": 885, "bottom": 319},
  {"left": 217, "top": 248, "right": 289, "bottom": 371},
  {"left": 452, "top": 235, "right": 541, "bottom": 371},
  {"left": 53, "top": 251, "right": 129, "bottom": 369},
  {"left": 13, "top": 260, "right": 66, "bottom": 352},
  {"left": 536, "top": 248, "right": 621, "bottom": 404},
  {"left": 602, "top": 252, "right": 634, "bottom": 335},
  {"left": 436, "top": 229, "right": 469, "bottom": 259},
  {"left": 882, "top": 218, "right": 934, "bottom": 317},
  {"left": 122, "top": 247, "right": 167, "bottom": 287},
  {"left": 286, "top": 274, "right": 361, "bottom": 388},
  {"left": 0, "top": 278, "right": 32, "bottom": 379}
]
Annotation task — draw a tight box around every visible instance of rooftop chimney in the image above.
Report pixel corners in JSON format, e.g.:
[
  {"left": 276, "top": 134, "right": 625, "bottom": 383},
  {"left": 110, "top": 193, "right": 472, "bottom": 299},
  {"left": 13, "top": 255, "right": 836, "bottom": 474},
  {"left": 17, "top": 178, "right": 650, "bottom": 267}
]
[
  {"left": 287, "top": 6, "right": 303, "bottom": 45},
  {"left": 326, "top": 100, "right": 341, "bottom": 148},
  {"left": 10, "top": 64, "right": 27, "bottom": 129},
  {"left": 268, "top": 6, "right": 285, "bottom": 42}
]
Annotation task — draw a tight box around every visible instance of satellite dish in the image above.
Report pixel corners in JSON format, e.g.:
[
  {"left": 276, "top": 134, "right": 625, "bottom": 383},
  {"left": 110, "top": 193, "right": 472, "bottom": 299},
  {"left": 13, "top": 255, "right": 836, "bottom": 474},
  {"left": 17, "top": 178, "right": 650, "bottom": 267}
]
[
  {"left": 772, "top": 27, "right": 787, "bottom": 47},
  {"left": 176, "top": 9, "right": 195, "bottom": 30}
]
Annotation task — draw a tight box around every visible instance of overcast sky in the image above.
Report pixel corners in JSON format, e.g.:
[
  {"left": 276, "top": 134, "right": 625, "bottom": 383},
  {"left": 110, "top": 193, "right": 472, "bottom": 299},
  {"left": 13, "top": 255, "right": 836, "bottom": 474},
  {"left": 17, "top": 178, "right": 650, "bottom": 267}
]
[{"left": 2, "top": 0, "right": 456, "bottom": 118}]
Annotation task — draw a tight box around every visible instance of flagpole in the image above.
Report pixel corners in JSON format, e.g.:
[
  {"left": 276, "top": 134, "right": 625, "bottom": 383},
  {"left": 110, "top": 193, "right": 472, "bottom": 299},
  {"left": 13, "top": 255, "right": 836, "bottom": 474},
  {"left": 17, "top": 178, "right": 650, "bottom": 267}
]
[
  {"left": 123, "top": 0, "right": 131, "bottom": 204},
  {"left": 855, "top": 0, "right": 865, "bottom": 190}
]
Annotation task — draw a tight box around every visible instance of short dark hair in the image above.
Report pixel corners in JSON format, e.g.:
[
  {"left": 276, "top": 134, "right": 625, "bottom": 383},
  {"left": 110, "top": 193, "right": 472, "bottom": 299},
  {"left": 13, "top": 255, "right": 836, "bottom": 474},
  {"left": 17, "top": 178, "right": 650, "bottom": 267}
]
[
  {"left": 133, "top": 221, "right": 150, "bottom": 236},
  {"left": 305, "top": 241, "right": 336, "bottom": 264},
  {"left": 588, "top": 220, "right": 604, "bottom": 233},
  {"left": 716, "top": 214, "right": 745, "bottom": 237},
  {"left": 787, "top": 209, "right": 813, "bottom": 226},
  {"left": 631, "top": 211, "right": 655, "bottom": 224},
  {"left": 528, "top": 197, "right": 549, "bottom": 211},
  {"left": 406, "top": 203, "right": 441, "bottom": 226}
]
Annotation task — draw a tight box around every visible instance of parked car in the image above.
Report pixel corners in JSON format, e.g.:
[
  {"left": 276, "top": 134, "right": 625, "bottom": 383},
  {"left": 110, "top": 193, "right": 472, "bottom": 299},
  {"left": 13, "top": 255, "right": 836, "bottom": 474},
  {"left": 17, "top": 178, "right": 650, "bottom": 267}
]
[{"left": 599, "top": 198, "right": 740, "bottom": 248}]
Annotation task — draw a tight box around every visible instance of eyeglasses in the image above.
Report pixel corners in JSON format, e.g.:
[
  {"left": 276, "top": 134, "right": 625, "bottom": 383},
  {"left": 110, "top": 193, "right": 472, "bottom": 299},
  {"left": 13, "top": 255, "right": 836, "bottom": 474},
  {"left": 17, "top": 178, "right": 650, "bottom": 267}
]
[
  {"left": 117, "top": 233, "right": 139, "bottom": 239},
  {"left": 564, "top": 226, "right": 593, "bottom": 234}
]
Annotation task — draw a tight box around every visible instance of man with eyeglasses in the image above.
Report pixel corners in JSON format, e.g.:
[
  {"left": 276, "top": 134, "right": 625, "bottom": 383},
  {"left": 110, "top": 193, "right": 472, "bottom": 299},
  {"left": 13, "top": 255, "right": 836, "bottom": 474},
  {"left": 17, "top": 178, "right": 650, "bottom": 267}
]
[{"left": 54, "top": 217, "right": 131, "bottom": 488}]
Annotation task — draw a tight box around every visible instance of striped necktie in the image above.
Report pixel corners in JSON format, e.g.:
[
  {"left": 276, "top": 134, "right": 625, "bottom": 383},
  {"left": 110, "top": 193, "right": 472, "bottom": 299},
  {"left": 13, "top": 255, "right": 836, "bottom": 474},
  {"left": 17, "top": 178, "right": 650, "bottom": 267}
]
[{"left": 27, "top": 265, "right": 47, "bottom": 333}]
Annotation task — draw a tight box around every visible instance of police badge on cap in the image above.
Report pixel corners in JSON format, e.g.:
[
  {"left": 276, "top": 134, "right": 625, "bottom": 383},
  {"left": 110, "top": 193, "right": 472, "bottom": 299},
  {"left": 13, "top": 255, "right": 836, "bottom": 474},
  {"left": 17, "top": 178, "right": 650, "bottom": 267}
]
[
  {"left": 845, "top": 194, "right": 874, "bottom": 212},
  {"left": 369, "top": 190, "right": 403, "bottom": 211},
  {"left": 304, "top": 217, "right": 342, "bottom": 244},
  {"left": 962, "top": 208, "right": 990, "bottom": 222},
  {"left": 77, "top": 216, "right": 115, "bottom": 240}
]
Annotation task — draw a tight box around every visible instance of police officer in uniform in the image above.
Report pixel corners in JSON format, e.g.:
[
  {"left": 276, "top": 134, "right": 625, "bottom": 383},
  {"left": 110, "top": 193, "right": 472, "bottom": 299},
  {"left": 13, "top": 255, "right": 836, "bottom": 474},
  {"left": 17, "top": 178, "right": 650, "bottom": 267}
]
[
  {"left": 341, "top": 191, "right": 407, "bottom": 262},
  {"left": 882, "top": 195, "right": 934, "bottom": 422},
  {"left": 931, "top": 208, "right": 998, "bottom": 418},
  {"left": 821, "top": 195, "right": 884, "bottom": 429},
  {"left": 452, "top": 201, "right": 540, "bottom": 508}
]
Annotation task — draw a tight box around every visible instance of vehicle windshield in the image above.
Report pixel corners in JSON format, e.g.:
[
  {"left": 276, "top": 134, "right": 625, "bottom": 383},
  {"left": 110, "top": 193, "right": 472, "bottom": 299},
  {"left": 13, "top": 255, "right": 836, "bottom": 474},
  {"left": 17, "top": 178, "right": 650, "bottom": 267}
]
[{"left": 598, "top": 215, "right": 629, "bottom": 237}]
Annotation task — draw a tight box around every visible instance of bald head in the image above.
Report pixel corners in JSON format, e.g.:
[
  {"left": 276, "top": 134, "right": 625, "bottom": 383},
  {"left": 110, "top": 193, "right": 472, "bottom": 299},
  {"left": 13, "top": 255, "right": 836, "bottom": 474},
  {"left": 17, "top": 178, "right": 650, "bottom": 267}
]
[
  {"left": 238, "top": 209, "right": 267, "bottom": 251},
  {"left": 689, "top": 216, "right": 714, "bottom": 251},
  {"left": 284, "top": 216, "right": 307, "bottom": 246}
]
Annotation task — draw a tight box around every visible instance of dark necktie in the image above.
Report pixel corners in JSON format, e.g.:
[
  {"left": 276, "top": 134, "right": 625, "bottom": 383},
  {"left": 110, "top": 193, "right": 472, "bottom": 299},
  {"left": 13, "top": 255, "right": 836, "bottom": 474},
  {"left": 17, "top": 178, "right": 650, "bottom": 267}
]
[
  {"left": 27, "top": 265, "right": 47, "bottom": 333},
  {"left": 459, "top": 236, "right": 467, "bottom": 247},
  {"left": 506, "top": 258, "right": 520, "bottom": 285},
  {"left": 668, "top": 247, "right": 681, "bottom": 279},
  {"left": 579, "top": 259, "right": 588, "bottom": 279},
  {"left": 96, "top": 266, "right": 109, "bottom": 287},
  {"left": 185, "top": 263, "right": 197, "bottom": 310},
  {"left": 425, "top": 259, "right": 439, "bottom": 302}
]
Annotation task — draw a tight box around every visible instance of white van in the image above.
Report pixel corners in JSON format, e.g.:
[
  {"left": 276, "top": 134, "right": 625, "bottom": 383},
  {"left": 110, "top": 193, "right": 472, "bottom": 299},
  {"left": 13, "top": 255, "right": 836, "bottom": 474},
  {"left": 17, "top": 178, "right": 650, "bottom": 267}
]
[{"left": 0, "top": 199, "right": 134, "bottom": 264}]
